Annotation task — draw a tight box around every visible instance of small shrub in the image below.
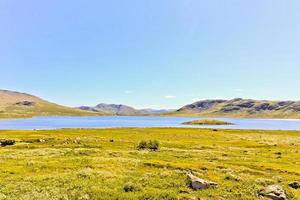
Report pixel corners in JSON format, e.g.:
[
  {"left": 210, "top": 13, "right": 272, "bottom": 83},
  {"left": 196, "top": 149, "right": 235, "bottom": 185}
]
[
  {"left": 148, "top": 140, "right": 160, "bottom": 151},
  {"left": 137, "top": 140, "right": 160, "bottom": 151},
  {"left": 137, "top": 140, "right": 148, "bottom": 150},
  {"left": 123, "top": 182, "right": 141, "bottom": 192}
]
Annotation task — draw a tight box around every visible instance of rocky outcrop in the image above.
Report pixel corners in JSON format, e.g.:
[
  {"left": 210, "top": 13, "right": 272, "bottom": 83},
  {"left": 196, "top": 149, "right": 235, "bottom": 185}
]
[
  {"left": 15, "top": 101, "right": 35, "bottom": 106},
  {"left": 187, "top": 173, "right": 218, "bottom": 190},
  {"left": 259, "top": 185, "right": 286, "bottom": 200}
]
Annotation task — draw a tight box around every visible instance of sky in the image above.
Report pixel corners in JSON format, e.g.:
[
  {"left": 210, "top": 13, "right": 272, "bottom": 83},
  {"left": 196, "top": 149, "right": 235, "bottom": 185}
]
[{"left": 1, "top": 0, "right": 300, "bottom": 109}]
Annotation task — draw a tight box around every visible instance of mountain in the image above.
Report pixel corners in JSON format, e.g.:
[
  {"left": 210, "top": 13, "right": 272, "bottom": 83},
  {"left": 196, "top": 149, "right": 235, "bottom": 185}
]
[
  {"left": 170, "top": 98, "right": 300, "bottom": 119},
  {"left": 140, "top": 108, "right": 175, "bottom": 114},
  {"left": 0, "top": 90, "right": 103, "bottom": 118},
  {"left": 79, "top": 104, "right": 145, "bottom": 116},
  {"left": 79, "top": 104, "right": 174, "bottom": 116}
]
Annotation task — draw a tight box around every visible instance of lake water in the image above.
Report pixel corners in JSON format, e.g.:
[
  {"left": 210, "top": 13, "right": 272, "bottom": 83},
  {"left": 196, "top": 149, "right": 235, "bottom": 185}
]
[{"left": 0, "top": 116, "right": 300, "bottom": 130}]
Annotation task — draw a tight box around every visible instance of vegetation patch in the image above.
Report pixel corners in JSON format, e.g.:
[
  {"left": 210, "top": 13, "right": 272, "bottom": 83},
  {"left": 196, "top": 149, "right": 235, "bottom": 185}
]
[
  {"left": 123, "top": 182, "right": 141, "bottom": 192},
  {"left": 137, "top": 140, "right": 160, "bottom": 151},
  {"left": 182, "top": 119, "right": 234, "bottom": 125}
]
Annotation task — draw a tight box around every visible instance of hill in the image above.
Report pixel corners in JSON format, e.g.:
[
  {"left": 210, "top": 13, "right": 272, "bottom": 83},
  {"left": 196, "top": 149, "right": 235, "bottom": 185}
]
[
  {"left": 140, "top": 108, "right": 175, "bottom": 114},
  {"left": 170, "top": 98, "right": 300, "bottom": 119},
  {"left": 79, "top": 104, "right": 174, "bottom": 116},
  {"left": 0, "top": 90, "right": 103, "bottom": 118},
  {"left": 79, "top": 103, "right": 144, "bottom": 116}
]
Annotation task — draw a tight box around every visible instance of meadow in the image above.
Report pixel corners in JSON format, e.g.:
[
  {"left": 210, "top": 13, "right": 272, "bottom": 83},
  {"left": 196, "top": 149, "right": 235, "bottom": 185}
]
[{"left": 0, "top": 128, "right": 299, "bottom": 200}]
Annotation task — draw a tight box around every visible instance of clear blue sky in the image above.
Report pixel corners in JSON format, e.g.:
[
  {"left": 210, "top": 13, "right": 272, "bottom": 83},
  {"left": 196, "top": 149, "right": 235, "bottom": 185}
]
[{"left": 1, "top": 0, "right": 299, "bottom": 109}]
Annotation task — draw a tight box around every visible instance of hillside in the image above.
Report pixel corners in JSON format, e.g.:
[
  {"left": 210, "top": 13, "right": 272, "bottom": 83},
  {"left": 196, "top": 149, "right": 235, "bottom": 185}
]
[
  {"left": 170, "top": 98, "right": 300, "bottom": 119},
  {"left": 0, "top": 90, "right": 103, "bottom": 118}
]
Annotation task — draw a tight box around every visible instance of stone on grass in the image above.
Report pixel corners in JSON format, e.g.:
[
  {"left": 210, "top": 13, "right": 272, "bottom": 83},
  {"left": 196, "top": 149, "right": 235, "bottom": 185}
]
[
  {"left": 187, "top": 173, "right": 218, "bottom": 190},
  {"left": 259, "top": 185, "right": 286, "bottom": 200},
  {"left": 0, "top": 139, "right": 16, "bottom": 147},
  {"left": 289, "top": 181, "right": 300, "bottom": 189}
]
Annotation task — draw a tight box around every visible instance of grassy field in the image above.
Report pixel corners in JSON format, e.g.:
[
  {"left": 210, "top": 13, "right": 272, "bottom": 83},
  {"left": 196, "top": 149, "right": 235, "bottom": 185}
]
[{"left": 0, "top": 128, "right": 299, "bottom": 199}]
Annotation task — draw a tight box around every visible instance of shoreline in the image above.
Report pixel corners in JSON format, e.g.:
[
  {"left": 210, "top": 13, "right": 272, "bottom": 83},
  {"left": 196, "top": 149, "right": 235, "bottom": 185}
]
[{"left": 1, "top": 127, "right": 300, "bottom": 132}]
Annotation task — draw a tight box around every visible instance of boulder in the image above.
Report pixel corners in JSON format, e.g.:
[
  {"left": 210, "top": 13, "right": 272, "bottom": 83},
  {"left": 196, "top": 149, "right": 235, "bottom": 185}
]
[
  {"left": 187, "top": 173, "right": 218, "bottom": 190},
  {"left": 0, "top": 139, "right": 16, "bottom": 147},
  {"left": 39, "top": 139, "right": 46, "bottom": 143},
  {"left": 289, "top": 181, "right": 300, "bottom": 189},
  {"left": 259, "top": 185, "right": 286, "bottom": 200}
]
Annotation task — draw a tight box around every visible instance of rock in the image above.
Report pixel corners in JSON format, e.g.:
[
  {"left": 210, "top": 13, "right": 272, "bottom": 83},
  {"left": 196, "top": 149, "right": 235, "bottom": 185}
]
[
  {"left": 0, "top": 139, "right": 16, "bottom": 147},
  {"left": 178, "top": 189, "right": 190, "bottom": 194},
  {"left": 259, "top": 185, "right": 286, "bottom": 200},
  {"left": 187, "top": 173, "right": 218, "bottom": 190},
  {"left": 224, "top": 173, "right": 240, "bottom": 181},
  {"left": 289, "top": 181, "right": 300, "bottom": 189}
]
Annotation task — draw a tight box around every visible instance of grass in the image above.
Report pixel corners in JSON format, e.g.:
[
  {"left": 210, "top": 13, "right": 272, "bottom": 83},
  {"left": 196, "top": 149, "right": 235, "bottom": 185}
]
[
  {"left": 0, "top": 128, "right": 299, "bottom": 199},
  {"left": 182, "top": 119, "right": 234, "bottom": 125}
]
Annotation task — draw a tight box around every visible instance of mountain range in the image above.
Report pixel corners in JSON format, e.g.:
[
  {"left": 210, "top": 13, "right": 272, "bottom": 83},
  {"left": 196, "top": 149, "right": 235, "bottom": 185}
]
[
  {"left": 1, "top": 89, "right": 300, "bottom": 119},
  {"left": 79, "top": 104, "right": 144, "bottom": 116},
  {"left": 78, "top": 104, "right": 173, "bottom": 116}
]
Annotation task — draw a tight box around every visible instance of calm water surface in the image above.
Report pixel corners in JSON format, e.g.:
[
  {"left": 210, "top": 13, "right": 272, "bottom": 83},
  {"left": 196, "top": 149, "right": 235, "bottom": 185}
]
[{"left": 0, "top": 116, "right": 300, "bottom": 130}]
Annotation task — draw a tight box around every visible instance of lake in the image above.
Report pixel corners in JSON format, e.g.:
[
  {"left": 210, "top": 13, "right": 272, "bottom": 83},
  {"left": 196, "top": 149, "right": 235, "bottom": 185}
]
[{"left": 0, "top": 116, "right": 300, "bottom": 130}]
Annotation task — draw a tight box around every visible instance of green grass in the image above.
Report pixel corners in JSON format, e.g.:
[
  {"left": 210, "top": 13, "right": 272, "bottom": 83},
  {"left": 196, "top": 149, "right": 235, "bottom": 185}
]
[
  {"left": 0, "top": 128, "right": 299, "bottom": 199},
  {"left": 182, "top": 119, "right": 234, "bottom": 125}
]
